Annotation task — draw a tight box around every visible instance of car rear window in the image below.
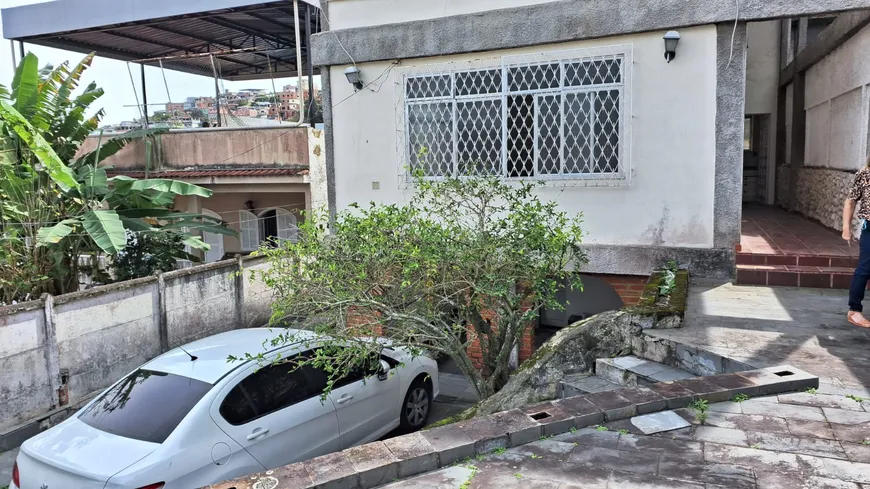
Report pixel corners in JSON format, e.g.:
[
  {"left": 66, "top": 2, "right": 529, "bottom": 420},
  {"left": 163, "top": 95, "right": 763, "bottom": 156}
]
[{"left": 78, "top": 369, "right": 211, "bottom": 444}]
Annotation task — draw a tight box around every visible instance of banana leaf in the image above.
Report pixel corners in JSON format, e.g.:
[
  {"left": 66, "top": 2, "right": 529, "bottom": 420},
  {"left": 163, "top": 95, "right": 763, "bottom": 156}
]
[
  {"left": 128, "top": 178, "right": 213, "bottom": 197},
  {"left": 82, "top": 210, "right": 127, "bottom": 254},
  {"left": 36, "top": 220, "right": 77, "bottom": 245},
  {"left": 0, "top": 100, "right": 78, "bottom": 191}
]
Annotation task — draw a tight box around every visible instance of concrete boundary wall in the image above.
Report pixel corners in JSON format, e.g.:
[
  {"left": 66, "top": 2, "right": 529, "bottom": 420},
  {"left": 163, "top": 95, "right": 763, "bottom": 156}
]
[{"left": 0, "top": 256, "right": 272, "bottom": 436}]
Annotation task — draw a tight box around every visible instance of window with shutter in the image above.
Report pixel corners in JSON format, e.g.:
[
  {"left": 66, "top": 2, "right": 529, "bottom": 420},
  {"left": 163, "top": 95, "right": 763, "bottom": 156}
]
[
  {"left": 276, "top": 209, "right": 298, "bottom": 243},
  {"left": 239, "top": 210, "right": 259, "bottom": 251}
]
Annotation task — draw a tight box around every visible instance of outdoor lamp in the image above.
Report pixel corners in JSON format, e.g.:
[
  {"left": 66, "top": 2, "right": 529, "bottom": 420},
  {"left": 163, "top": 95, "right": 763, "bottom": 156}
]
[
  {"left": 344, "top": 66, "right": 363, "bottom": 90},
  {"left": 664, "top": 31, "right": 681, "bottom": 63}
]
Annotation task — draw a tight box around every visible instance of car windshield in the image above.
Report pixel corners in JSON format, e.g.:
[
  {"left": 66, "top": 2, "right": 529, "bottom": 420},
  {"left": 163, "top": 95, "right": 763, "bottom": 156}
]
[{"left": 78, "top": 369, "right": 211, "bottom": 444}]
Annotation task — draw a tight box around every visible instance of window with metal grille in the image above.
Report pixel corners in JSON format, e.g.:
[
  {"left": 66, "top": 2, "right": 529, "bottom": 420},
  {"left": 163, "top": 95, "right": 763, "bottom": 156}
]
[{"left": 400, "top": 46, "right": 630, "bottom": 183}]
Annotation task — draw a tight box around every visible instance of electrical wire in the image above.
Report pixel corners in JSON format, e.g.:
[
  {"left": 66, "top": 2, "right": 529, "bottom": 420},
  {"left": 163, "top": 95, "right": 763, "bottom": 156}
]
[
  {"left": 332, "top": 61, "right": 400, "bottom": 109},
  {"left": 726, "top": 0, "right": 740, "bottom": 69},
  {"left": 320, "top": 1, "right": 357, "bottom": 66}
]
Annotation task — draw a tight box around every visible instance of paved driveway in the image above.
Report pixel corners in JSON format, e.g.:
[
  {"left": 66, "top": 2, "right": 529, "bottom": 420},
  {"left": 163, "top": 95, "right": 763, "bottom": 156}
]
[{"left": 382, "top": 391, "right": 870, "bottom": 488}]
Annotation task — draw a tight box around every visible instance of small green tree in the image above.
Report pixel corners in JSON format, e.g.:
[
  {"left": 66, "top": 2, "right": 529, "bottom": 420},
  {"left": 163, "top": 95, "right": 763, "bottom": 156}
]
[
  {"left": 110, "top": 230, "right": 197, "bottom": 281},
  {"left": 251, "top": 176, "right": 586, "bottom": 399}
]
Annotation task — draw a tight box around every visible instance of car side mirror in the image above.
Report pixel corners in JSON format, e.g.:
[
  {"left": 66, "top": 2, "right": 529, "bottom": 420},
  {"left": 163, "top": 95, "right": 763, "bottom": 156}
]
[{"left": 377, "top": 359, "right": 390, "bottom": 381}]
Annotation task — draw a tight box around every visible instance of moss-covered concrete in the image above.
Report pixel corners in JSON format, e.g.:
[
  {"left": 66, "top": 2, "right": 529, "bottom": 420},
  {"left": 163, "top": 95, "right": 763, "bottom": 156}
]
[{"left": 626, "top": 269, "right": 689, "bottom": 321}]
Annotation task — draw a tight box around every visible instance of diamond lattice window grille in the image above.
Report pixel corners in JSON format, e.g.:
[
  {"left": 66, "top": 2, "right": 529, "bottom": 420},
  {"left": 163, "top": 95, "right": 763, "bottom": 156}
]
[{"left": 396, "top": 45, "right": 632, "bottom": 187}]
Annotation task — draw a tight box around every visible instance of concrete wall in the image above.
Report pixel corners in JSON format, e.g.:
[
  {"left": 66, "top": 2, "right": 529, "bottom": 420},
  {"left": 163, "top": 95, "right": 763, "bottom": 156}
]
[
  {"left": 788, "top": 22, "right": 870, "bottom": 228},
  {"left": 326, "top": 0, "right": 559, "bottom": 30},
  {"left": 0, "top": 302, "right": 53, "bottom": 433},
  {"left": 329, "top": 26, "right": 719, "bottom": 249},
  {"left": 54, "top": 279, "right": 161, "bottom": 403},
  {"left": 0, "top": 257, "right": 273, "bottom": 433},
  {"left": 78, "top": 126, "right": 311, "bottom": 170},
  {"left": 746, "top": 21, "right": 781, "bottom": 115}
]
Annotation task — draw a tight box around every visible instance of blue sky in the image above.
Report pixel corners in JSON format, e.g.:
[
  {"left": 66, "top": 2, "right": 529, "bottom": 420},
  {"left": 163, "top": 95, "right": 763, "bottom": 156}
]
[{"left": 0, "top": 0, "right": 310, "bottom": 124}]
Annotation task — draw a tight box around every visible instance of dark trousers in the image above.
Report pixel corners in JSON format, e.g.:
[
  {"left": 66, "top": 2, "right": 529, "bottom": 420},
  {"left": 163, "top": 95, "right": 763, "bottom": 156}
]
[{"left": 849, "top": 224, "right": 870, "bottom": 312}]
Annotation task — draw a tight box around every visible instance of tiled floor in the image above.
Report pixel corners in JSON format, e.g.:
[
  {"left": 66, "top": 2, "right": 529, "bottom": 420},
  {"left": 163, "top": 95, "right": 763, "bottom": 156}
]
[{"left": 740, "top": 205, "right": 859, "bottom": 258}]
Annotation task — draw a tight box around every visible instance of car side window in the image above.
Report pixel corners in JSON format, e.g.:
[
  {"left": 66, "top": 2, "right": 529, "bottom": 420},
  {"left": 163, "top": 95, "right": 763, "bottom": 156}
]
[
  {"left": 219, "top": 356, "right": 313, "bottom": 426},
  {"left": 328, "top": 350, "right": 399, "bottom": 390}
]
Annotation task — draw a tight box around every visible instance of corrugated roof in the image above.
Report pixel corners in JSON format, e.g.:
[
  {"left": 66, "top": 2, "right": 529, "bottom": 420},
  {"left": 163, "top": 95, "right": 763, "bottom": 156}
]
[
  {"left": 2, "top": 0, "right": 321, "bottom": 81},
  {"left": 108, "top": 167, "right": 309, "bottom": 179}
]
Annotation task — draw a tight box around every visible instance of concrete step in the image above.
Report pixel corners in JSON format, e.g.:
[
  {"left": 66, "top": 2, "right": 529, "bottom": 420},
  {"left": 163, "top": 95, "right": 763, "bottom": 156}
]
[
  {"left": 595, "top": 355, "right": 695, "bottom": 387},
  {"left": 558, "top": 372, "right": 623, "bottom": 398},
  {"left": 735, "top": 264, "right": 857, "bottom": 289}
]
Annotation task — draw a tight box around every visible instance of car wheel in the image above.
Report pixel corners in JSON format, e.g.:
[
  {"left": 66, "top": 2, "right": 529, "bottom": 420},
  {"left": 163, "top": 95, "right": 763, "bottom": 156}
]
[{"left": 400, "top": 380, "right": 431, "bottom": 431}]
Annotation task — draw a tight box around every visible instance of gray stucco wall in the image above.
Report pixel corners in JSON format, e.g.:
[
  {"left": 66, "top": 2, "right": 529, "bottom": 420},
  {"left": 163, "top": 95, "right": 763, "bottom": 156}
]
[
  {"left": 0, "top": 302, "right": 53, "bottom": 432},
  {"left": 54, "top": 280, "right": 161, "bottom": 403},
  {"left": 165, "top": 263, "right": 240, "bottom": 348},
  {"left": 0, "top": 257, "right": 274, "bottom": 433},
  {"left": 311, "top": 0, "right": 870, "bottom": 67},
  {"left": 714, "top": 22, "right": 748, "bottom": 249}
]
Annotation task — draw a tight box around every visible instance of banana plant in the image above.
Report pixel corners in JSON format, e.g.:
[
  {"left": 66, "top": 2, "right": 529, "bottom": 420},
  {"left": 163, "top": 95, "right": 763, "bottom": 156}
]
[{"left": 0, "top": 52, "right": 235, "bottom": 300}]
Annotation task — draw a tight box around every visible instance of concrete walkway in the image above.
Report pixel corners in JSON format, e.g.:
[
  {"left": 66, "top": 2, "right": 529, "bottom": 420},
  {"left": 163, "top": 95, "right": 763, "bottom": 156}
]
[
  {"left": 382, "top": 391, "right": 870, "bottom": 488},
  {"left": 647, "top": 280, "right": 870, "bottom": 393}
]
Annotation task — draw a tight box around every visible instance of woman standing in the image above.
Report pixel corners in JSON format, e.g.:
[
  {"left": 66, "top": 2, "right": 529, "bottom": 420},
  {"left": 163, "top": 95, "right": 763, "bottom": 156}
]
[{"left": 843, "top": 161, "right": 870, "bottom": 329}]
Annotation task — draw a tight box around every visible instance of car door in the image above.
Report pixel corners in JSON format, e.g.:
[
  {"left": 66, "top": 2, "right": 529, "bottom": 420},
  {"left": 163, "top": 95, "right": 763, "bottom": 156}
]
[
  {"left": 209, "top": 352, "right": 340, "bottom": 470},
  {"left": 327, "top": 353, "right": 402, "bottom": 449}
]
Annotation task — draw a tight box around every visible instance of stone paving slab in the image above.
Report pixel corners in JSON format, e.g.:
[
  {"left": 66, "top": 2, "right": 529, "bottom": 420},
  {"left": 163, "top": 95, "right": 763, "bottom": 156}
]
[
  {"left": 646, "top": 280, "right": 870, "bottom": 390},
  {"left": 381, "top": 391, "right": 870, "bottom": 489},
  {"left": 630, "top": 410, "right": 691, "bottom": 434}
]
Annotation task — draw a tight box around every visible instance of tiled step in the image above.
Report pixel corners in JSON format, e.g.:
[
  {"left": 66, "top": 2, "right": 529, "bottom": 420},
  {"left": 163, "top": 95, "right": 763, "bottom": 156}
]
[
  {"left": 736, "top": 264, "right": 859, "bottom": 289},
  {"left": 736, "top": 252, "right": 857, "bottom": 269},
  {"left": 558, "top": 373, "right": 623, "bottom": 398},
  {"left": 596, "top": 356, "right": 694, "bottom": 387},
  {"left": 557, "top": 357, "right": 696, "bottom": 399}
]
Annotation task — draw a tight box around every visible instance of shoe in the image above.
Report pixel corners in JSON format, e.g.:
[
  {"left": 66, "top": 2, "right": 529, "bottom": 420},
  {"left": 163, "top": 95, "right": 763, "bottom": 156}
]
[{"left": 847, "top": 311, "right": 870, "bottom": 329}]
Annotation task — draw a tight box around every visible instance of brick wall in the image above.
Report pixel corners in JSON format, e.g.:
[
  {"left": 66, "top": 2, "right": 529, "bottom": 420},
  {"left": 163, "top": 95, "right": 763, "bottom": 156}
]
[
  {"left": 466, "top": 321, "right": 536, "bottom": 371},
  {"left": 596, "top": 274, "right": 649, "bottom": 306}
]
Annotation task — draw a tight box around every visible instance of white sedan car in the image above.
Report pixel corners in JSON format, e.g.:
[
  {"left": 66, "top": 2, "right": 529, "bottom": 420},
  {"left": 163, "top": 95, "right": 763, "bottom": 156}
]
[{"left": 10, "top": 328, "right": 438, "bottom": 489}]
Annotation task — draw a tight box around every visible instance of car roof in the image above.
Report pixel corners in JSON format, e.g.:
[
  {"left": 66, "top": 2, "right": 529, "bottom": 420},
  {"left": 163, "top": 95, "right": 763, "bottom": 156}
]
[{"left": 142, "top": 328, "right": 318, "bottom": 384}]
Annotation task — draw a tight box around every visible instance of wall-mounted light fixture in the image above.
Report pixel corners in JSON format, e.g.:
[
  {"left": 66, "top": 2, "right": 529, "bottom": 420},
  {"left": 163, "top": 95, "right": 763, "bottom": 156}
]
[
  {"left": 344, "top": 66, "right": 364, "bottom": 90},
  {"left": 664, "top": 31, "right": 681, "bottom": 63}
]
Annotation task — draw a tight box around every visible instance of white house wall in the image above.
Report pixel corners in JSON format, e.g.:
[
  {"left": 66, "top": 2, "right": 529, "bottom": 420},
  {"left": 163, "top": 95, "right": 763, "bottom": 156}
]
[{"left": 330, "top": 26, "right": 718, "bottom": 249}]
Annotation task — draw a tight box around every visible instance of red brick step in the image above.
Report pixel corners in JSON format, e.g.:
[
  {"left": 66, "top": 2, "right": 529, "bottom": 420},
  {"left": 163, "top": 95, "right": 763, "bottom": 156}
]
[
  {"left": 736, "top": 264, "right": 859, "bottom": 289},
  {"left": 736, "top": 252, "right": 858, "bottom": 269}
]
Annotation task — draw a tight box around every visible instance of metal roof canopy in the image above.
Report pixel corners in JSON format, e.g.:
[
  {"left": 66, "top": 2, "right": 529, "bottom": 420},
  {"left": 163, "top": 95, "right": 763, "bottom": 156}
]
[{"left": 1, "top": 0, "right": 322, "bottom": 81}]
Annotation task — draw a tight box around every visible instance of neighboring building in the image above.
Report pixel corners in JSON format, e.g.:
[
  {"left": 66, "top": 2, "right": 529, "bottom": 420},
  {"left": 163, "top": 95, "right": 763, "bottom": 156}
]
[
  {"left": 312, "top": 0, "right": 870, "bottom": 288},
  {"left": 77, "top": 127, "right": 328, "bottom": 262}
]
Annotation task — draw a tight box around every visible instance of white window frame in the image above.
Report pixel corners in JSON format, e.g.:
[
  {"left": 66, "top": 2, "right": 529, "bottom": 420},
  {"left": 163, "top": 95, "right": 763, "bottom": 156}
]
[
  {"left": 396, "top": 44, "right": 633, "bottom": 187},
  {"left": 239, "top": 209, "right": 259, "bottom": 252},
  {"left": 201, "top": 208, "right": 225, "bottom": 263}
]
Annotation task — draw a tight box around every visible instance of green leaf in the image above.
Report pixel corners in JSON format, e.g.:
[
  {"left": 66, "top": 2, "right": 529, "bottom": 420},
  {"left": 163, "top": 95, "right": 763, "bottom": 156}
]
[
  {"left": 115, "top": 208, "right": 223, "bottom": 222},
  {"left": 127, "top": 179, "right": 213, "bottom": 197},
  {"left": 0, "top": 100, "right": 79, "bottom": 191},
  {"left": 162, "top": 220, "right": 237, "bottom": 236},
  {"left": 12, "top": 53, "right": 39, "bottom": 118},
  {"left": 36, "top": 221, "right": 76, "bottom": 245},
  {"left": 119, "top": 217, "right": 154, "bottom": 232},
  {"left": 183, "top": 235, "right": 210, "bottom": 251},
  {"left": 82, "top": 210, "right": 127, "bottom": 254},
  {"left": 79, "top": 166, "right": 109, "bottom": 197}
]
